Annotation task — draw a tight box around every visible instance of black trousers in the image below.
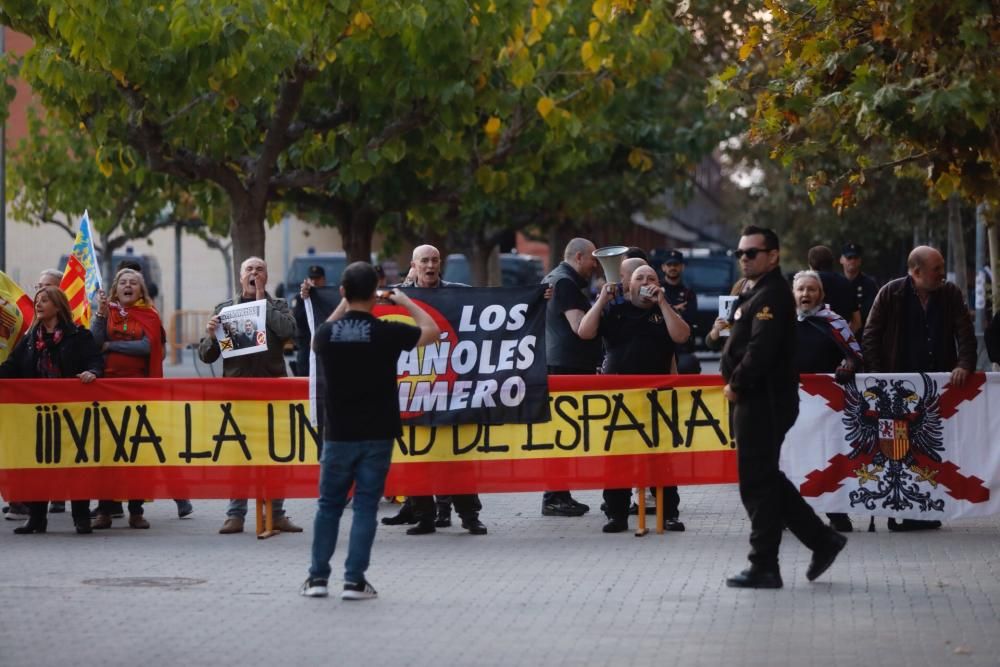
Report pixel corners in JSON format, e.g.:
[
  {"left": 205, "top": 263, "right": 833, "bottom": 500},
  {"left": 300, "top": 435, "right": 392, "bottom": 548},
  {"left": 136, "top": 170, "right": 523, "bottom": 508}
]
[
  {"left": 412, "top": 494, "right": 482, "bottom": 522},
  {"left": 734, "top": 396, "right": 828, "bottom": 570},
  {"left": 602, "top": 487, "right": 679, "bottom": 519},
  {"left": 28, "top": 500, "right": 89, "bottom": 523},
  {"left": 98, "top": 499, "right": 144, "bottom": 515}
]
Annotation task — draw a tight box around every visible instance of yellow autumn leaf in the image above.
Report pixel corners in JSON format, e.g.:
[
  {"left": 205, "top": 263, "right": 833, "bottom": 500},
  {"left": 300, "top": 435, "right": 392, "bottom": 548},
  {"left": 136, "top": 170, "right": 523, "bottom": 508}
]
[
  {"left": 588, "top": 20, "right": 601, "bottom": 40},
  {"left": 536, "top": 96, "right": 556, "bottom": 119},
  {"left": 633, "top": 9, "right": 654, "bottom": 37},
  {"left": 581, "top": 40, "right": 601, "bottom": 72},
  {"left": 111, "top": 68, "right": 128, "bottom": 86},
  {"left": 526, "top": 28, "right": 541, "bottom": 46},
  {"left": 484, "top": 116, "right": 502, "bottom": 137},
  {"left": 471, "top": 15, "right": 480, "bottom": 26},
  {"left": 738, "top": 25, "right": 762, "bottom": 61},
  {"left": 592, "top": 0, "right": 611, "bottom": 23},
  {"left": 487, "top": 0, "right": 496, "bottom": 13},
  {"left": 531, "top": 7, "right": 552, "bottom": 32},
  {"left": 98, "top": 160, "right": 113, "bottom": 178},
  {"left": 326, "top": 51, "right": 338, "bottom": 64},
  {"left": 353, "top": 11, "right": 373, "bottom": 30},
  {"left": 627, "top": 148, "right": 653, "bottom": 172}
]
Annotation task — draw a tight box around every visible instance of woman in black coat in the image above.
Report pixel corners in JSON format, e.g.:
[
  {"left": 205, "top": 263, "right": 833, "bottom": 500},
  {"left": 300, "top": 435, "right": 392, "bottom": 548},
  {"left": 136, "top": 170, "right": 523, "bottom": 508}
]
[
  {"left": 0, "top": 286, "right": 103, "bottom": 534},
  {"left": 792, "top": 271, "right": 863, "bottom": 532}
]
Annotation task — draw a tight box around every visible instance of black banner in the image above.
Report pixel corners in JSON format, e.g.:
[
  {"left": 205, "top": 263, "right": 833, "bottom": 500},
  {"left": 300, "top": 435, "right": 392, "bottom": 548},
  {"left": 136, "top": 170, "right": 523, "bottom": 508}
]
[{"left": 374, "top": 286, "right": 549, "bottom": 426}]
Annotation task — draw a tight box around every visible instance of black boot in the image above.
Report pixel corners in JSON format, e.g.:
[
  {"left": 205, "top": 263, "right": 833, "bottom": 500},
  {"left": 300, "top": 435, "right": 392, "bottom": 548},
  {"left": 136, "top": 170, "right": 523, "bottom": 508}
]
[
  {"left": 461, "top": 515, "right": 487, "bottom": 535},
  {"left": 381, "top": 500, "right": 417, "bottom": 526},
  {"left": 405, "top": 521, "right": 436, "bottom": 535},
  {"left": 726, "top": 567, "right": 783, "bottom": 589},
  {"left": 13, "top": 517, "right": 47, "bottom": 534},
  {"left": 435, "top": 505, "right": 452, "bottom": 528}
]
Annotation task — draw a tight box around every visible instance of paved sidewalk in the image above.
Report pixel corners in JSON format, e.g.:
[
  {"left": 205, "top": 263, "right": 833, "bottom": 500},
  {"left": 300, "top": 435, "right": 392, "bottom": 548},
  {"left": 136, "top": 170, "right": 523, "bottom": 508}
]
[{"left": 2, "top": 486, "right": 998, "bottom": 667}]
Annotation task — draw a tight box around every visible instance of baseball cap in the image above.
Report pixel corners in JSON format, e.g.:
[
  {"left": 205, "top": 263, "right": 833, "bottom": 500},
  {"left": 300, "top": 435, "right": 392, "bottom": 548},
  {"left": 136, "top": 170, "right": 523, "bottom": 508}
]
[
  {"left": 662, "top": 250, "right": 684, "bottom": 265},
  {"left": 307, "top": 265, "right": 326, "bottom": 279},
  {"left": 841, "top": 242, "right": 862, "bottom": 258}
]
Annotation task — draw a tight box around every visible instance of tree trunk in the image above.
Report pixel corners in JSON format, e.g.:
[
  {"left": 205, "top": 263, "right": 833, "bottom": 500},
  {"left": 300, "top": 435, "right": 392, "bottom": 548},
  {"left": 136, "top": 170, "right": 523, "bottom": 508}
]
[
  {"left": 468, "top": 237, "right": 492, "bottom": 287},
  {"left": 340, "top": 206, "right": 377, "bottom": 264},
  {"left": 229, "top": 197, "right": 268, "bottom": 291},
  {"left": 948, "top": 195, "right": 968, "bottom": 296}
]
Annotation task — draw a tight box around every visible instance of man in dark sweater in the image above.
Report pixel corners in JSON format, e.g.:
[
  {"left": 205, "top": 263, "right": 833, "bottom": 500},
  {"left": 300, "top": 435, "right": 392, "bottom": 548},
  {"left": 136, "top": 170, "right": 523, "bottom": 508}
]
[{"left": 301, "top": 262, "right": 439, "bottom": 600}]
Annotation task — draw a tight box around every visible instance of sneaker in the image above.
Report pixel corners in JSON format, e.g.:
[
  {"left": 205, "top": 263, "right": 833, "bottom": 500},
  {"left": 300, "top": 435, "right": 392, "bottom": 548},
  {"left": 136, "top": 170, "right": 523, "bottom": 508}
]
[
  {"left": 300, "top": 578, "right": 329, "bottom": 598},
  {"left": 341, "top": 580, "right": 378, "bottom": 600},
  {"left": 4, "top": 503, "right": 29, "bottom": 521},
  {"left": 541, "top": 499, "right": 587, "bottom": 517}
]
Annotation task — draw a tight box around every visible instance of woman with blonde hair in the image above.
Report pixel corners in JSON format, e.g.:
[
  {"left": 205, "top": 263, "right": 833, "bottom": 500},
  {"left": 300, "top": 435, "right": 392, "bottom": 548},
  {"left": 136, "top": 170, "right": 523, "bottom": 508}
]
[
  {"left": 0, "top": 286, "right": 103, "bottom": 534},
  {"left": 90, "top": 268, "right": 165, "bottom": 529}
]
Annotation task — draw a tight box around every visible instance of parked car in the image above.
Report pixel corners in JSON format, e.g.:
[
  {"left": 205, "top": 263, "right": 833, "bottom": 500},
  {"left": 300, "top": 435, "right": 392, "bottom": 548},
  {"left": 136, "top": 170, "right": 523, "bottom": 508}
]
[
  {"left": 275, "top": 252, "right": 349, "bottom": 299},
  {"left": 442, "top": 253, "right": 545, "bottom": 286},
  {"left": 650, "top": 249, "right": 737, "bottom": 351}
]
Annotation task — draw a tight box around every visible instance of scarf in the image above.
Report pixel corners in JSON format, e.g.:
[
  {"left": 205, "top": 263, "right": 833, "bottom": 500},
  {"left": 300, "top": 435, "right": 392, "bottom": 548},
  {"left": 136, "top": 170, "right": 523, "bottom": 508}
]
[
  {"left": 799, "top": 304, "right": 863, "bottom": 365},
  {"left": 33, "top": 325, "right": 65, "bottom": 378}
]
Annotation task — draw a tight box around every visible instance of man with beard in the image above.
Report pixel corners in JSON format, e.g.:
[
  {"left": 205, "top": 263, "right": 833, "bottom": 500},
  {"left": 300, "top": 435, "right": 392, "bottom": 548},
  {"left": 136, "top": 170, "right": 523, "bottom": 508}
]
[
  {"left": 199, "top": 256, "right": 303, "bottom": 535},
  {"left": 578, "top": 265, "right": 691, "bottom": 533},
  {"left": 721, "top": 226, "right": 846, "bottom": 588}
]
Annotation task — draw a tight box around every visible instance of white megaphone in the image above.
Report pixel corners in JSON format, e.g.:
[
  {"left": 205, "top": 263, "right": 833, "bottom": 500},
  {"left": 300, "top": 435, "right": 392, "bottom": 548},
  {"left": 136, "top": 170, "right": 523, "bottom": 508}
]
[{"left": 592, "top": 245, "right": 630, "bottom": 285}]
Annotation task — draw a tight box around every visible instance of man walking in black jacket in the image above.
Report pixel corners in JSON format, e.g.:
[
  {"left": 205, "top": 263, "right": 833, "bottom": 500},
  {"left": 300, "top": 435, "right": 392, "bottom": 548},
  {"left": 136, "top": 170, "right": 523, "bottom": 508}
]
[{"left": 721, "top": 226, "right": 847, "bottom": 589}]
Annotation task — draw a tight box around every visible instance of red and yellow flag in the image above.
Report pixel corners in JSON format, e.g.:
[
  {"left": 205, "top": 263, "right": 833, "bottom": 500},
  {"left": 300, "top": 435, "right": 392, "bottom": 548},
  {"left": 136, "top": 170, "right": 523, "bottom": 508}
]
[
  {"left": 0, "top": 271, "right": 35, "bottom": 363},
  {"left": 60, "top": 255, "right": 92, "bottom": 327}
]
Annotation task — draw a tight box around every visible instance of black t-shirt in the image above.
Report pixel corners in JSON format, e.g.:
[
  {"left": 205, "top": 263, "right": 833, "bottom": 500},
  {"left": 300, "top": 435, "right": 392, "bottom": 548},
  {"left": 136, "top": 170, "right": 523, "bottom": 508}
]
[
  {"left": 544, "top": 263, "right": 602, "bottom": 371},
  {"left": 819, "top": 270, "right": 858, "bottom": 322},
  {"left": 599, "top": 302, "right": 676, "bottom": 375},
  {"left": 314, "top": 311, "right": 421, "bottom": 441}
]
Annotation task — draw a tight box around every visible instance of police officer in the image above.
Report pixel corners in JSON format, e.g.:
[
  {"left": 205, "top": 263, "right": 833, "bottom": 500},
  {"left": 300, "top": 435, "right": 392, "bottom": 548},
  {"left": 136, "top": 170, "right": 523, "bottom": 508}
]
[
  {"left": 579, "top": 265, "right": 691, "bottom": 533},
  {"left": 721, "top": 226, "right": 846, "bottom": 588},
  {"left": 659, "top": 250, "right": 700, "bottom": 374},
  {"left": 839, "top": 242, "right": 879, "bottom": 328}
]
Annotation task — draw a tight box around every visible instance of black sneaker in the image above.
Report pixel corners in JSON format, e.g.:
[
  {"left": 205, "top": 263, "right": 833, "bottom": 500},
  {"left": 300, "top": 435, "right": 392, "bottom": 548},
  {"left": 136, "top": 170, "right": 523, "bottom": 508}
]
[
  {"left": 566, "top": 496, "right": 590, "bottom": 513},
  {"left": 342, "top": 579, "right": 377, "bottom": 600},
  {"left": 300, "top": 577, "right": 329, "bottom": 598},
  {"left": 542, "top": 499, "right": 587, "bottom": 517}
]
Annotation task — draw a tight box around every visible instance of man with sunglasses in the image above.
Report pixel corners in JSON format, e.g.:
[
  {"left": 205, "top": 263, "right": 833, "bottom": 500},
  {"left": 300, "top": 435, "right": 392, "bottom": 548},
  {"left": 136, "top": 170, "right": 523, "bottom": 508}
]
[{"left": 721, "top": 226, "right": 847, "bottom": 589}]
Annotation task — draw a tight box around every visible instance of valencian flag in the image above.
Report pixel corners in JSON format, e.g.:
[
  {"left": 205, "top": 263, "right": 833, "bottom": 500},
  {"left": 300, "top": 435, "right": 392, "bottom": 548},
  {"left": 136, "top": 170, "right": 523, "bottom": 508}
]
[
  {"left": 0, "top": 270, "right": 35, "bottom": 364},
  {"left": 60, "top": 255, "right": 92, "bottom": 327},
  {"left": 60, "top": 211, "right": 103, "bottom": 327}
]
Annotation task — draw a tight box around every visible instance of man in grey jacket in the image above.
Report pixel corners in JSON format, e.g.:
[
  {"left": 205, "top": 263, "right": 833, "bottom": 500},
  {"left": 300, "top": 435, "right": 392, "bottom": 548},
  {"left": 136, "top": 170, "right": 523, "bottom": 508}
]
[{"left": 199, "top": 256, "right": 303, "bottom": 534}]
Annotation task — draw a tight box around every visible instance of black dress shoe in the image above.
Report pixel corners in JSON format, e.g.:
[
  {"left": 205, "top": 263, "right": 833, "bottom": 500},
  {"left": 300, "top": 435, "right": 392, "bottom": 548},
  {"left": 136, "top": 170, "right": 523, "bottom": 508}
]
[
  {"left": 726, "top": 568, "right": 783, "bottom": 589},
  {"left": 807, "top": 532, "right": 847, "bottom": 581},
  {"left": 13, "top": 518, "right": 47, "bottom": 534},
  {"left": 461, "top": 517, "right": 487, "bottom": 535},
  {"left": 542, "top": 499, "right": 587, "bottom": 517},
  {"left": 381, "top": 507, "right": 418, "bottom": 526},
  {"left": 405, "top": 522, "right": 436, "bottom": 535},
  {"left": 602, "top": 517, "right": 629, "bottom": 533},
  {"left": 75, "top": 520, "right": 93, "bottom": 535},
  {"left": 435, "top": 511, "right": 452, "bottom": 528},
  {"left": 663, "top": 519, "right": 686, "bottom": 532},
  {"left": 887, "top": 518, "right": 942, "bottom": 532}
]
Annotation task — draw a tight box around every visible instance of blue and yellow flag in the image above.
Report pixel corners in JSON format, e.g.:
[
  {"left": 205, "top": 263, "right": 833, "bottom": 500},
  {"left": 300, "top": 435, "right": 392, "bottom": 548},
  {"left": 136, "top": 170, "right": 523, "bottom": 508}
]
[{"left": 68, "top": 210, "right": 102, "bottom": 306}]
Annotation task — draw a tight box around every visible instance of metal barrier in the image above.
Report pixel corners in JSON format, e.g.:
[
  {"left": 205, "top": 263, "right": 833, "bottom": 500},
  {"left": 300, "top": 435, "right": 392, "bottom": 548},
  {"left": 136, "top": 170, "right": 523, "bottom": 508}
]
[{"left": 166, "top": 310, "right": 213, "bottom": 365}]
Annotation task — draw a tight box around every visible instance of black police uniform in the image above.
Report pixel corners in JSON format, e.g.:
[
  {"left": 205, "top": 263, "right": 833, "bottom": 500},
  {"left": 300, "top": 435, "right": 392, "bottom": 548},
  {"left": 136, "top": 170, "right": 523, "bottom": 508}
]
[
  {"left": 720, "top": 266, "right": 834, "bottom": 572},
  {"left": 849, "top": 272, "right": 879, "bottom": 327},
  {"left": 661, "top": 280, "right": 700, "bottom": 374},
  {"left": 598, "top": 300, "right": 681, "bottom": 525}
]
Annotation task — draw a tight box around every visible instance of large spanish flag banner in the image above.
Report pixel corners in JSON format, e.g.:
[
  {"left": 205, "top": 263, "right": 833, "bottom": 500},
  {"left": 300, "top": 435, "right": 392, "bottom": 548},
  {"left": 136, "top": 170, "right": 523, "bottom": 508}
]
[
  {"left": 782, "top": 373, "right": 1000, "bottom": 522},
  {"left": 0, "top": 271, "right": 35, "bottom": 364},
  {"left": 0, "top": 375, "right": 736, "bottom": 501}
]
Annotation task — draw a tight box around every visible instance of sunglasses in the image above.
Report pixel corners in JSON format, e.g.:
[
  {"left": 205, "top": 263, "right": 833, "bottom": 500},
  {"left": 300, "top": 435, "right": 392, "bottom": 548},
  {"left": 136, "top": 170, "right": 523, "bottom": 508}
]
[{"left": 733, "top": 247, "right": 772, "bottom": 260}]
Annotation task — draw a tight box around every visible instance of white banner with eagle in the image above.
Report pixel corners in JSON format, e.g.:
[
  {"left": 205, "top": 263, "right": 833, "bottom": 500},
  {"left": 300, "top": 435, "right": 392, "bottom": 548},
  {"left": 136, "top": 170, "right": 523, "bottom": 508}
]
[{"left": 782, "top": 373, "right": 1000, "bottom": 521}]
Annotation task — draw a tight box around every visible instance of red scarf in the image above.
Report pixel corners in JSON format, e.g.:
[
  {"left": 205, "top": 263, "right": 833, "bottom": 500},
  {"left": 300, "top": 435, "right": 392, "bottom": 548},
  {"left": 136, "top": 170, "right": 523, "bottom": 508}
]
[{"left": 106, "top": 301, "right": 164, "bottom": 378}]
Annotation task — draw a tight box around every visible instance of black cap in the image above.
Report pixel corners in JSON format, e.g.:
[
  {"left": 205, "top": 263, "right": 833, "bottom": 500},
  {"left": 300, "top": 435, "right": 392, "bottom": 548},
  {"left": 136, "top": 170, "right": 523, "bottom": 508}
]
[
  {"left": 307, "top": 265, "right": 325, "bottom": 279},
  {"left": 661, "top": 250, "right": 684, "bottom": 265},
  {"left": 841, "top": 242, "right": 862, "bottom": 258}
]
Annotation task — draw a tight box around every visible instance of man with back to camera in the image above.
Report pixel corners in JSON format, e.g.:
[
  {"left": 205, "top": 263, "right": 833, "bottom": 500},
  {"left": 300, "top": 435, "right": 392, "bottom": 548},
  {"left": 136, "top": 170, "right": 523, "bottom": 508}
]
[
  {"left": 840, "top": 242, "right": 879, "bottom": 328},
  {"left": 380, "top": 244, "right": 488, "bottom": 535},
  {"left": 721, "top": 225, "right": 847, "bottom": 588},
  {"left": 199, "top": 256, "right": 303, "bottom": 534},
  {"left": 539, "top": 237, "right": 604, "bottom": 517},
  {"left": 578, "top": 264, "right": 691, "bottom": 533},
  {"left": 862, "top": 245, "right": 976, "bottom": 532},
  {"left": 301, "top": 262, "right": 440, "bottom": 600}
]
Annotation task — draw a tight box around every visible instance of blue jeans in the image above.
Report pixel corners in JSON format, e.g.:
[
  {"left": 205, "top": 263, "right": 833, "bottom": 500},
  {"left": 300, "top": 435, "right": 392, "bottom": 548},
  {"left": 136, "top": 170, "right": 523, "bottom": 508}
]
[
  {"left": 309, "top": 439, "right": 393, "bottom": 583},
  {"left": 226, "top": 498, "right": 285, "bottom": 519}
]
